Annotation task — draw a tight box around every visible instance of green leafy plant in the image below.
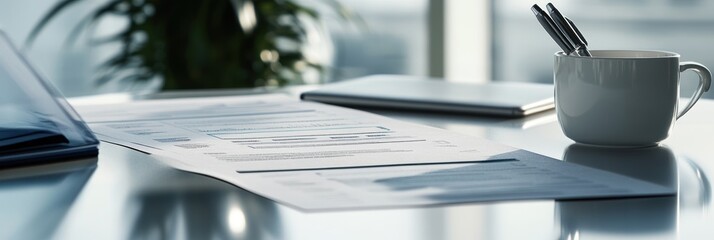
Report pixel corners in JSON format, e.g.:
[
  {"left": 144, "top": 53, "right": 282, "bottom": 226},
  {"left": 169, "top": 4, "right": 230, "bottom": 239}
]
[{"left": 28, "top": 0, "right": 354, "bottom": 90}]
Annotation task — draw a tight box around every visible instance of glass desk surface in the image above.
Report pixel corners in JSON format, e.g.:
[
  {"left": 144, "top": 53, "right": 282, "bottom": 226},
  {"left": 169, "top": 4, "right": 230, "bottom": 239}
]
[{"left": 1, "top": 87, "right": 712, "bottom": 240}]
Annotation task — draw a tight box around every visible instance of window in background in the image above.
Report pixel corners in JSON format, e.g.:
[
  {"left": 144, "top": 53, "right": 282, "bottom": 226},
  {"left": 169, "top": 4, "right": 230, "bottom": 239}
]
[
  {"left": 0, "top": 1, "right": 127, "bottom": 97},
  {"left": 324, "top": 0, "right": 429, "bottom": 82},
  {"left": 442, "top": 1, "right": 491, "bottom": 83},
  {"left": 1, "top": 2, "right": 92, "bottom": 97},
  {"left": 493, "top": 0, "right": 714, "bottom": 98},
  {"left": 3, "top": 0, "right": 498, "bottom": 96},
  {"left": 2, "top": 0, "right": 430, "bottom": 96},
  {"left": 326, "top": 0, "right": 492, "bottom": 84}
]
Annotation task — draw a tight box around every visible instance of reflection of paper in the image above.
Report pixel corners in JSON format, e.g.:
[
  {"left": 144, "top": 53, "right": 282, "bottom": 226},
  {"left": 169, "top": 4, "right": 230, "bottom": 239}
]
[
  {"left": 75, "top": 94, "right": 674, "bottom": 211},
  {"left": 78, "top": 94, "right": 514, "bottom": 172}
]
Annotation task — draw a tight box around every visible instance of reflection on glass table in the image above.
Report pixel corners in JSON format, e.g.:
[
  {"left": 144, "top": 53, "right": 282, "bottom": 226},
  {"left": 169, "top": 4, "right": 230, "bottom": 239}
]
[
  {"left": 558, "top": 144, "right": 711, "bottom": 240},
  {"left": 128, "top": 183, "right": 281, "bottom": 240},
  {"left": 0, "top": 158, "right": 96, "bottom": 240}
]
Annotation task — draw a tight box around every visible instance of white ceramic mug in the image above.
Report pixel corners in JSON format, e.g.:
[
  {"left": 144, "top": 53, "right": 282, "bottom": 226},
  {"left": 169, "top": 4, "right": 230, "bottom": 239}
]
[{"left": 554, "top": 50, "right": 711, "bottom": 147}]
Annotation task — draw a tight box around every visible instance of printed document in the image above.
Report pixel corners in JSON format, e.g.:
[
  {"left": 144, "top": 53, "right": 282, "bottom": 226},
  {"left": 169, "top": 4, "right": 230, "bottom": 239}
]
[
  {"left": 74, "top": 94, "right": 673, "bottom": 210},
  {"left": 78, "top": 94, "right": 514, "bottom": 172}
]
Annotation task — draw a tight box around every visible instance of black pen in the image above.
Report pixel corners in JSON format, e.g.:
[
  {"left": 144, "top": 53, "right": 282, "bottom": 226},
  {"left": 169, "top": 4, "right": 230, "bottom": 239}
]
[
  {"left": 531, "top": 4, "right": 575, "bottom": 55},
  {"left": 546, "top": 3, "right": 591, "bottom": 56},
  {"left": 566, "top": 17, "right": 588, "bottom": 46}
]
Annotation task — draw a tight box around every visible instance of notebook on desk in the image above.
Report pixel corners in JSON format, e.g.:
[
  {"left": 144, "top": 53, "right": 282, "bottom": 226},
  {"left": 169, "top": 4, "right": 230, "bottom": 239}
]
[
  {"left": 301, "top": 75, "right": 555, "bottom": 117},
  {"left": 0, "top": 31, "right": 99, "bottom": 167}
]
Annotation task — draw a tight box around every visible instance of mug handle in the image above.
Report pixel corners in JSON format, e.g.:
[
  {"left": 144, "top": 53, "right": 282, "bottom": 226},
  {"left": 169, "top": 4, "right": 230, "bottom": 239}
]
[{"left": 677, "top": 62, "right": 712, "bottom": 119}]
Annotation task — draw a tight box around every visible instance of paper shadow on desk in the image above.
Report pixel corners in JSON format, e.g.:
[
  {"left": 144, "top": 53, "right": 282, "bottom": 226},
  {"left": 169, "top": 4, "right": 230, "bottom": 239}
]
[
  {"left": 0, "top": 158, "right": 96, "bottom": 240},
  {"left": 354, "top": 149, "right": 674, "bottom": 206},
  {"left": 556, "top": 145, "right": 678, "bottom": 237},
  {"left": 250, "top": 149, "right": 677, "bottom": 211}
]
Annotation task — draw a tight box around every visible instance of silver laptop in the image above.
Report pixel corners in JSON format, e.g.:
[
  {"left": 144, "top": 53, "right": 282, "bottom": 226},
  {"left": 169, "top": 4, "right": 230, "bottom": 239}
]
[{"left": 301, "top": 75, "right": 555, "bottom": 117}]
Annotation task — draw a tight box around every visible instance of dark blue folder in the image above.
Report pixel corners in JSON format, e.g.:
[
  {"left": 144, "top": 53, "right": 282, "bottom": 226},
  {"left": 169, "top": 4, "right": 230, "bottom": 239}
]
[{"left": 0, "top": 31, "right": 98, "bottom": 167}]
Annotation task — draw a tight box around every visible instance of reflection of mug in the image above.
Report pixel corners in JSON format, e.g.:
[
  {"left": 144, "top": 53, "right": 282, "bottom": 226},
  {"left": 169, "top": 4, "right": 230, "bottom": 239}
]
[
  {"left": 563, "top": 144, "right": 677, "bottom": 189},
  {"left": 555, "top": 50, "right": 711, "bottom": 146},
  {"left": 557, "top": 144, "right": 678, "bottom": 238}
]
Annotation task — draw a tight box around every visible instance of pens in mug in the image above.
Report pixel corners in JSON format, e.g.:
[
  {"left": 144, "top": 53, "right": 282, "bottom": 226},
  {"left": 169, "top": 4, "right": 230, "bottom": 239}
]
[
  {"left": 546, "top": 3, "right": 591, "bottom": 56},
  {"left": 531, "top": 4, "right": 575, "bottom": 55}
]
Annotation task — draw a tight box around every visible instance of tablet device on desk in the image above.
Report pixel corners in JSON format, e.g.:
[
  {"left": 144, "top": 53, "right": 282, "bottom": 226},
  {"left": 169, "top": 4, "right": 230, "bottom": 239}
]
[
  {"left": 301, "top": 75, "right": 555, "bottom": 117},
  {"left": 0, "top": 31, "right": 99, "bottom": 167}
]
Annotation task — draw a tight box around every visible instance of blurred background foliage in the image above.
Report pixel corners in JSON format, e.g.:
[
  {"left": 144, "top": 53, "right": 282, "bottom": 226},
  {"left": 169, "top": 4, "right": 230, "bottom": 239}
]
[{"left": 28, "top": 0, "right": 355, "bottom": 90}]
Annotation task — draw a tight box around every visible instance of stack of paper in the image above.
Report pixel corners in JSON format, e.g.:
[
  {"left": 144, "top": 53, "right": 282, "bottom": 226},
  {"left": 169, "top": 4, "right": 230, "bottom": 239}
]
[{"left": 75, "top": 94, "right": 672, "bottom": 211}]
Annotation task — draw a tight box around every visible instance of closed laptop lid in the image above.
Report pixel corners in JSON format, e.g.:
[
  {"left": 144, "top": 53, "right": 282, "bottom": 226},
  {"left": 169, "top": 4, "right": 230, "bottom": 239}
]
[{"left": 302, "top": 75, "right": 554, "bottom": 117}]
